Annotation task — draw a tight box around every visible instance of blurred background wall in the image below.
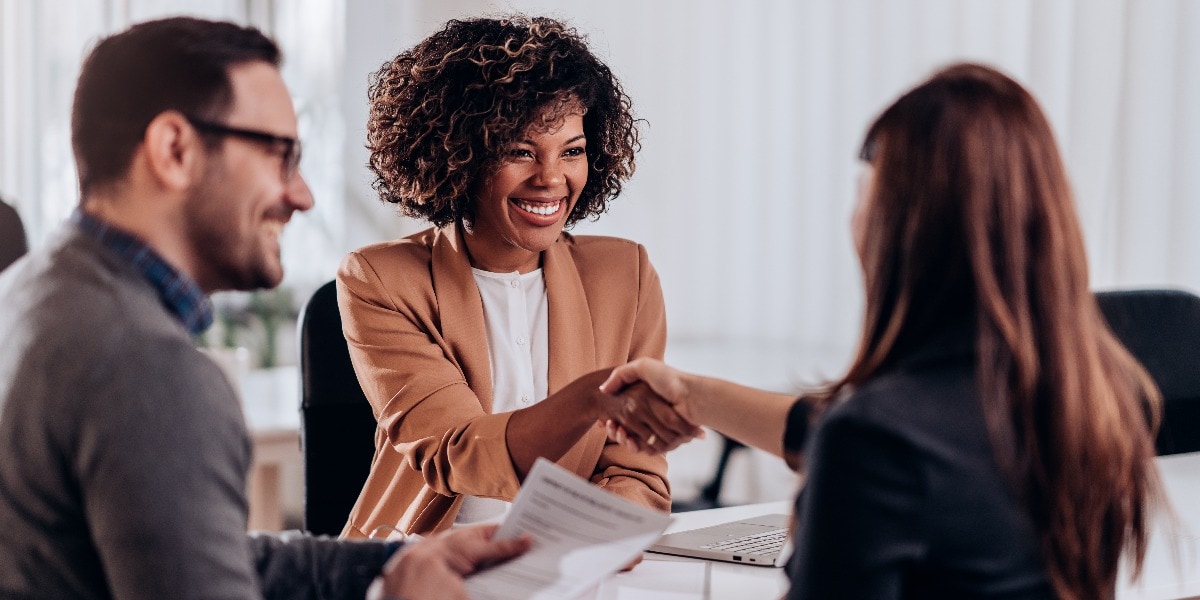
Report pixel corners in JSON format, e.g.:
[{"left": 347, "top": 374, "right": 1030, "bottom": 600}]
[{"left": 3, "top": 0, "right": 1198, "bottom": 377}]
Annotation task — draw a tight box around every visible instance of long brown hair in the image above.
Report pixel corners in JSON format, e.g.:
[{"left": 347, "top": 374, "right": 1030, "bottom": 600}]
[{"left": 823, "top": 63, "right": 1161, "bottom": 599}]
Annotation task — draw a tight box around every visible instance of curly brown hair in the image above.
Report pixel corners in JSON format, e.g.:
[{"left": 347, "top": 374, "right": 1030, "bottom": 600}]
[{"left": 366, "top": 15, "right": 640, "bottom": 228}]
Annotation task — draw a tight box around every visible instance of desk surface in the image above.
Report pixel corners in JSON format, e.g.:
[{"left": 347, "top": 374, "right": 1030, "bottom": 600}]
[
  {"left": 1117, "top": 452, "right": 1200, "bottom": 600},
  {"left": 655, "top": 452, "right": 1200, "bottom": 600}
]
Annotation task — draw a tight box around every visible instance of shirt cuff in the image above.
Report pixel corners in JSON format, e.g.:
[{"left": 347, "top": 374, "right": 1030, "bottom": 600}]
[{"left": 782, "top": 399, "right": 812, "bottom": 470}]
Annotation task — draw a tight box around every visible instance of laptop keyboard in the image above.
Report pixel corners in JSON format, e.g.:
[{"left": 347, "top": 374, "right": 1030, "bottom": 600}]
[{"left": 701, "top": 528, "right": 787, "bottom": 556}]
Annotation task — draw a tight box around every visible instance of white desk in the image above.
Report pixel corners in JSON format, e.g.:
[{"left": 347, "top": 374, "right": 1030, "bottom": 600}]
[
  {"left": 1117, "top": 451, "right": 1200, "bottom": 599},
  {"left": 654, "top": 452, "right": 1200, "bottom": 600}
]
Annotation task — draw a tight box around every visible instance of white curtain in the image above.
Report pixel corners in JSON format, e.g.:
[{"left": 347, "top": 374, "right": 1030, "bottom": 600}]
[
  {"left": 4, "top": 0, "right": 1198, "bottom": 382},
  {"left": 461, "top": 0, "right": 1200, "bottom": 380}
]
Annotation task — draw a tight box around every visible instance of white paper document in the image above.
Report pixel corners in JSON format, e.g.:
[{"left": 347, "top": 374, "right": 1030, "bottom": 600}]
[
  {"left": 464, "top": 458, "right": 674, "bottom": 600},
  {"left": 581, "top": 558, "right": 710, "bottom": 600}
]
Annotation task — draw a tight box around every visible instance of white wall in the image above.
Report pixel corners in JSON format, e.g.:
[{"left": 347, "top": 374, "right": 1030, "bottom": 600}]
[
  {"left": 335, "top": 0, "right": 1200, "bottom": 386},
  {"left": 4, "top": 0, "right": 1198, "bottom": 386}
]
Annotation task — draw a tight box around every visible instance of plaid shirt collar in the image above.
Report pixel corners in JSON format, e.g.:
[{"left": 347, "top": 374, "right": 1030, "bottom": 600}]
[{"left": 71, "top": 209, "right": 214, "bottom": 335}]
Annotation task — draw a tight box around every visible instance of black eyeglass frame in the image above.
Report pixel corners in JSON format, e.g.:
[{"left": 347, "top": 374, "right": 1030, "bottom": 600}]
[{"left": 185, "top": 116, "right": 302, "bottom": 181}]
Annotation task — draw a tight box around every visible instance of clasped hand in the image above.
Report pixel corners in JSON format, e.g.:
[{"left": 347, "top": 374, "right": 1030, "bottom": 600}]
[{"left": 596, "top": 358, "right": 705, "bottom": 453}]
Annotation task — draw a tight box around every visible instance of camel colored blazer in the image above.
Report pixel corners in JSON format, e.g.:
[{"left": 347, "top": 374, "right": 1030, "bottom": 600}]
[{"left": 337, "top": 224, "right": 670, "bottom": 537}]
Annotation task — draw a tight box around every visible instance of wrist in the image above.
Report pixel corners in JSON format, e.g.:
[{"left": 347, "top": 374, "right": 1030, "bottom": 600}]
[
  {"left": 589, "top": 381, "right": 618, "bottom": 423},
  {"left": 683, "top": 373, "right": 712, "bottom": 425}
]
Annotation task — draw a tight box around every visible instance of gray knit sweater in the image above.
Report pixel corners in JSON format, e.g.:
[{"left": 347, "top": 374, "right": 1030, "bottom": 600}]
[{"left": 0, "top": 227, "right": 392, "bottom": 599}]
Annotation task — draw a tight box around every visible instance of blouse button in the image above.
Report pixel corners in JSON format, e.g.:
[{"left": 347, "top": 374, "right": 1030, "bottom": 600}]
[{"left": 509, "top": 279, "right": 520, "bottom": 288}]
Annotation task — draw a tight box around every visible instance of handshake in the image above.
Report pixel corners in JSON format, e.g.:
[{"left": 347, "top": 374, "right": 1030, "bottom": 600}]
[
  {"left": 368, "top": 358, "right": 794, "bottom": 600},
  {"left": 589, "top": 358, "right": 797, "bottom": 462},
  {"left": 588, "top": 358, "right": 710, "bottom": 453}
]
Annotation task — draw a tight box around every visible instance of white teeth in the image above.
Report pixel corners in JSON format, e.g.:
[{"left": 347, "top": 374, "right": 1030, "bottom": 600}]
[{"left": 514, "top": 200, "right": 561, "bottom": 216}]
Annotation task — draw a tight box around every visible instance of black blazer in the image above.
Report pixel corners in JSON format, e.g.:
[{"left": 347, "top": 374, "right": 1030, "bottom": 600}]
[{"left": 785, "top": 333, "right": 1053, "bottom": 598}]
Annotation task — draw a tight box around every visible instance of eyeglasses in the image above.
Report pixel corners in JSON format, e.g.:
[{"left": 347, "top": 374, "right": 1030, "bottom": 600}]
[
  {"left": 858, "top": 138, "right": 877, "bottom": 162},
  {"left": 185, "top": 116, "right": 302, "bottom": 182}
]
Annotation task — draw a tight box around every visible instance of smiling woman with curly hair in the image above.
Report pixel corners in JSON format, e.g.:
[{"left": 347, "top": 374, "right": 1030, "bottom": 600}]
[
  {"left": 337, "top": 15, "right": 685, "bottom": 543},
  {"left": 366, "top": 16, "right": 638, "bottom": 228}
]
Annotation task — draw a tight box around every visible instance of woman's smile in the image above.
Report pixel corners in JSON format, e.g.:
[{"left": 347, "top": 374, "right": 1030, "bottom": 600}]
[{"left": 511, "top": 197, "right": 565, "bottom": 222}]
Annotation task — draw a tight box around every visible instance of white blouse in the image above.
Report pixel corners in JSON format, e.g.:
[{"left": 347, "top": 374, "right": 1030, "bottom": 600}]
[{"left": 454, "top": 267, "right": 549, "bottom": 524}]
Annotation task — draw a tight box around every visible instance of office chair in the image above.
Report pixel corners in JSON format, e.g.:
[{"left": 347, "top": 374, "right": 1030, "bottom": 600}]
[
  {"left": 298, "top": 280, "right": 377, "bottom": 536},
  {"left": 1096, "top": 288, "right": 1200, "bottom": 456},
  {"left": 671, "top": 434, "right": 747, "bottom": 512},
  {"left": 0, "top": 198, "right": 28, "bottom": 272}
]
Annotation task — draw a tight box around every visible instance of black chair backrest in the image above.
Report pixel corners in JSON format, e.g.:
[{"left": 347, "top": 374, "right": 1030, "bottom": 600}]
[
  {"left": 298, "top": 280, "right": 377, "bottom": 536},
  {"left": 0, "top": 199, "right": 29, "bottom": 273},
  {"left": 1096, "top": 289, "right": 1200, "bottom": 455}
]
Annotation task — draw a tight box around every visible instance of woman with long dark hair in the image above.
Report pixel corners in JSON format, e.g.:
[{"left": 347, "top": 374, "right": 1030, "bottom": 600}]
[{"left": 604, "top": 63, "right": 1164, "bottom": 599}]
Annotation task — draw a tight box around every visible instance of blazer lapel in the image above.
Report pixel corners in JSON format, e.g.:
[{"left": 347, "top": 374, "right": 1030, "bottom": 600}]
[
  {"left": 431, "top": 223, "right": 494, "bottom": 411},
  {"left": 430, "top": 229, "right": 602, "bottom": 477},
  {"left": 542, "top": 236, "right": 606, "bottom": 477},
  {"left": 543, "top": 235, "right": 597, "bottom": 393}
]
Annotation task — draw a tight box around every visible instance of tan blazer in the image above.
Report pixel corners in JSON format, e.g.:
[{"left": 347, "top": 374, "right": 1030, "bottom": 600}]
[{"left": 337, "top": 224, "right": 670, "bottom": 537}]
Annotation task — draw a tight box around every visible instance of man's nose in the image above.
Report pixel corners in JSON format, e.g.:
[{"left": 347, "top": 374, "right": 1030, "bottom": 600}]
[{"left": 287, "top": 172, "right": 315, "bottom": 211}]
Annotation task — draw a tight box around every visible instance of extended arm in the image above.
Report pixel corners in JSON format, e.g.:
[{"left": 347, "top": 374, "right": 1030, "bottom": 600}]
[
  {"left": 600, "top": 358, "right": 799, "bottom": 457},
  {"left": 505, "top": 368, "right": 622, "bottom": 479}
]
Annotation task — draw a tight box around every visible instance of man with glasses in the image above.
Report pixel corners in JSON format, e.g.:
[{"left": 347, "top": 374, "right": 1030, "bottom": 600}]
[{"left": 0, "top": 16, "right": 527, "bottom": 600}]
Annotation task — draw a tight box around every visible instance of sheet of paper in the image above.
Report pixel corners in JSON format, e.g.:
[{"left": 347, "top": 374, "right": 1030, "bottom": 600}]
[
  {"left": 464, "top": 458, "right": 673, "bottom": 600},
  {"left": 576, "top": 558, "right": 710, "bottom": 600}
]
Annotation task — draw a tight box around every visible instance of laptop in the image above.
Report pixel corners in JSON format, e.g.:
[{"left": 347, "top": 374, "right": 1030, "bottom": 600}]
[{"left": 647, "top": 513, "right": 792, "bottom": 567}]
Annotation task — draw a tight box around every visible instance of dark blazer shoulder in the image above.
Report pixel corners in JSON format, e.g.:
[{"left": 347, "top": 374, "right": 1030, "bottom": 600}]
[
  {"left": 830, "top": 356, "right": 989, "bottom": 465},
  {"left": 833, "top": 372, "right": 920, "bottom": 423}
]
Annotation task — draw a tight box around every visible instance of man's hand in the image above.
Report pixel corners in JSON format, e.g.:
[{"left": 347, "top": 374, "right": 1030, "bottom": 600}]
[{"left": 367, "top": 524, "right": 532, "bottom": 600}]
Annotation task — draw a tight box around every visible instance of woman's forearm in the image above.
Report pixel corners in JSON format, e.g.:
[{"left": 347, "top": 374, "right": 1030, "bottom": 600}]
[
  {"left": 686, "top": 375, "right": 797, "bottom": 459},
  {"left": 503, "top": 368, "right": 612, "bottom": 480}
]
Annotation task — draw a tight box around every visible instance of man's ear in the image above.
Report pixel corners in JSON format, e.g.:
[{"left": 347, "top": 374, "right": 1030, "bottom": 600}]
[{"left": 141, "top": 111, "right": 206, "bottom": 191}]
